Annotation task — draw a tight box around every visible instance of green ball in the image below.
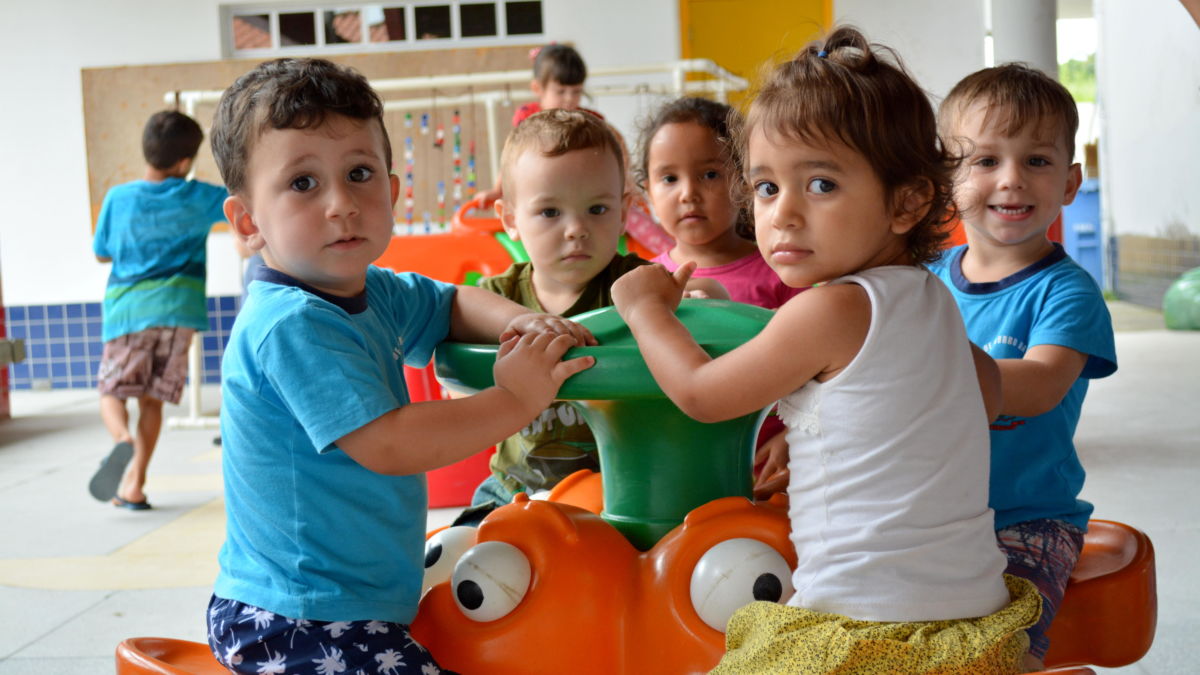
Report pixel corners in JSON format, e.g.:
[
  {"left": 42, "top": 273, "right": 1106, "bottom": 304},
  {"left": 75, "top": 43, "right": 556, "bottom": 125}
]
[{"left": 1163, "top": 267, "right": 1200, "bottom": 330}]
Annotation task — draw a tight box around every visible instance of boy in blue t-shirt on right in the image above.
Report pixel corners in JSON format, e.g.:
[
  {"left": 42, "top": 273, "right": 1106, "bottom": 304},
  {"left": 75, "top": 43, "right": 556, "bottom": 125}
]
[{"left": 932, "top": 63, "right": 1118, "bottom": 672}]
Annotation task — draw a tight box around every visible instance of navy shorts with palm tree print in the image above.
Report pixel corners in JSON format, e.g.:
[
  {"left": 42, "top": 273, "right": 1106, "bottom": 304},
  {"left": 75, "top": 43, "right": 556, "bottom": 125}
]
[{"left": 207, "top": 595, "right": 454, "bottom": 675}]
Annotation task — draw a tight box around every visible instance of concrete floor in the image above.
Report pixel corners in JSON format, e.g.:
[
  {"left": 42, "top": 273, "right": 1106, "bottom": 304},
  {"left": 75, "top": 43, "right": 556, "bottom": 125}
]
[{"left": 0, "top": 301, "right": 1194, "bottom": 674}]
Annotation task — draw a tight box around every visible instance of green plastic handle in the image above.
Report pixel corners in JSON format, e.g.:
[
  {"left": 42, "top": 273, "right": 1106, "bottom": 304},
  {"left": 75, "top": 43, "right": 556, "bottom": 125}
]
[{"left": 434, "top": 300, "right": 774, "bottom": 549}]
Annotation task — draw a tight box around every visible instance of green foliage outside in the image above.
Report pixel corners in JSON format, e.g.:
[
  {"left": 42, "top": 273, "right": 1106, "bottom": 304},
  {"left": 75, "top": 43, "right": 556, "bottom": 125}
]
[{"left": 1060, "top": 54, "right": 1096, "bottom": 102}]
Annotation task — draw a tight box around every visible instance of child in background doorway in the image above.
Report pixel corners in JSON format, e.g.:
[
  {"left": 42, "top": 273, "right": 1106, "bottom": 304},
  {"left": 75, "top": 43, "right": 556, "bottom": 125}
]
[
  {"left": 612, "top": 27, "right": 1041, "bottom": 674},
  {"left": 461, "top": 109, "right": 725, "bottom": 521},
  {"left": 478, "top": 43, "right": 600, "bottom": 207},
  {"left": 205, "top": 58, "right": 594, "bottom": 674},
  {"left": 89, "top": 110, "right": 227, "bottom": 511},
  {"left": 932, "top": 62, "right": 1118, "bottom": 672}
]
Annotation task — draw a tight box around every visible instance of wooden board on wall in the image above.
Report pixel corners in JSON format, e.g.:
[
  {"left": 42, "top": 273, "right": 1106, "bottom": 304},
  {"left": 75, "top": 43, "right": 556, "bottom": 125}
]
[{"left": 81, "top": 46, "right": 536, "bottom": 232}]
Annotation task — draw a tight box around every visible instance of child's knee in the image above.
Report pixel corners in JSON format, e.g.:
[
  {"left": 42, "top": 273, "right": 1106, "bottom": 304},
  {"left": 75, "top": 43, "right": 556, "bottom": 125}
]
[{"left": 138, "top": 395, "right": 164, "bottom": 410}]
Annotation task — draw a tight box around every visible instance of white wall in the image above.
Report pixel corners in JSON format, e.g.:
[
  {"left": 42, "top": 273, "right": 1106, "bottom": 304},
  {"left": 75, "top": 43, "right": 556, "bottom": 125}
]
[
  {"left": 834, "top": 0, "right": 986, "bottom": 100},
  {"left": 0, "top": 0, "right": 231, "bottom": 306},
  {"left": 1096, "top": 0, "right": 1200, "bottom": 239}
]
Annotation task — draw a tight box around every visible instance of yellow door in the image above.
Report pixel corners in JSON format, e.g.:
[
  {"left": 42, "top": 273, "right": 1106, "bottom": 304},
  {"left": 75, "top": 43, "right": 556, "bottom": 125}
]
[{"left": 680, "top": 0, "right": 830, "bottom": 106}]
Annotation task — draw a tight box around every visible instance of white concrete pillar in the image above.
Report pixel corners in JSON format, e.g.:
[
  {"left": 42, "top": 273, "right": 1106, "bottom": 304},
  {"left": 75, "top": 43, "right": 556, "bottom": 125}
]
[{"left": 989, "top": 0, "right": 1059, "bottom": 78}]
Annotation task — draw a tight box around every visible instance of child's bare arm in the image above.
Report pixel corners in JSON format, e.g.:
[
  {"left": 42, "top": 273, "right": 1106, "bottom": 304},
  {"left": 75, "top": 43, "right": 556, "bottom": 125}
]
[
  {"left": 996, "top": 345, "right": 1088, "bottom": 417},
  {"left": 612, "top": 263, "right": 857, "bottom": 423},
  {"left": 337, "top": 332, "right": 593, "bottom": 475},
  {"left": 449, "top": 285, "right": 596, "bottom": 345},
  {"left": 970, "top": 343, "right": 1003, "bottom": 422}
]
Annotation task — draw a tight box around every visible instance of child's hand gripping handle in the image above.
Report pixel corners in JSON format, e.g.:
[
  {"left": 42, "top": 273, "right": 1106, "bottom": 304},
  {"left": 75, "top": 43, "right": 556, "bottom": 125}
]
[{"left": 493, "top": 333, "right": 594, "bottom": 418}]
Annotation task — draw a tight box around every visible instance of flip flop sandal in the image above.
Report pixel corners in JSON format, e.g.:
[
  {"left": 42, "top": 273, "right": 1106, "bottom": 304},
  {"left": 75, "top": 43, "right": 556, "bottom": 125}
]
[
  {"left": 112, "top": 496, "right": 152, "bottom": 511},
  {"left": 88, "top": 441, "right": 134, "bottom": 502}
]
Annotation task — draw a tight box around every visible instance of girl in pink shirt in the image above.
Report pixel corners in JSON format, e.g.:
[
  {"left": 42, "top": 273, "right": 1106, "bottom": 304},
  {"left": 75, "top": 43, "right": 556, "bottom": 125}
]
[{"left": 636, "top": 97, "right": 803, "bottom": 310}]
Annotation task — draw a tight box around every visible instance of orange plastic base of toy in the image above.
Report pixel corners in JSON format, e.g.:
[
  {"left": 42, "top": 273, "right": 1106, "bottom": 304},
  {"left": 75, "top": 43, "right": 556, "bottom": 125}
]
[
  {"left": 114, "top": 520, "right": 1153, "bottom": 675},
  {"left": 412, "top": 494, "right": 792, "bottom": 674},
  {"left": 1041, "top": 519, "right": 1157, "bottom": 669},
  {"left": 411, "top": 512, "right": 1154, "bottom": 675},
  {"left": 115, "top": 637, "right": 224, "bottom": 674}
]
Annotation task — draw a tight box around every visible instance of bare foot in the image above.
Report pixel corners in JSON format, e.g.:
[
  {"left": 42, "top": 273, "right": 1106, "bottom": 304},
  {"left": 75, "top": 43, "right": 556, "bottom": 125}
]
[{"left": 116, "top": 467, "right": 147, "bottom": 504}]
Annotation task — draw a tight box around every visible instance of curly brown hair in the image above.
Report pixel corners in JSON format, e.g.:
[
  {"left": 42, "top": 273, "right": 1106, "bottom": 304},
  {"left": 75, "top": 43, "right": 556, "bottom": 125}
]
[
  {"left": 733, "top": 26, "right": 957, "bottom": 265},
  {"left": 211, "top": 58, "right": 391, "bottom": 195}
]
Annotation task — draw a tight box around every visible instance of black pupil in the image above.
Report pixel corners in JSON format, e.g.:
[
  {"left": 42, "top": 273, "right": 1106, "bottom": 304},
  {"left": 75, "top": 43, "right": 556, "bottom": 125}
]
[
  {"left": 424, "top": 543, "right": 442, "bottom": 568},
  {"left": 457, "top": 579, "right": 485, "bottom": 610},
  {"left": 752, "top": 573, "right": 782, "bottom": 602}
]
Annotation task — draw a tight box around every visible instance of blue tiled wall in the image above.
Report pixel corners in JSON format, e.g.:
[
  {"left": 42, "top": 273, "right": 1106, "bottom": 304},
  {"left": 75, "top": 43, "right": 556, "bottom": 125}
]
[{"left": 4, "top": 296, "right": 240, "bottom": 391}]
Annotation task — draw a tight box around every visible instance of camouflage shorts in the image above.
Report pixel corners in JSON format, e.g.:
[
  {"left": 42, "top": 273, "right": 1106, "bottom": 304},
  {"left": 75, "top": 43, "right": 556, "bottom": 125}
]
[{"left": 996, "top": 518, "right": 1086, "bottom": 659}]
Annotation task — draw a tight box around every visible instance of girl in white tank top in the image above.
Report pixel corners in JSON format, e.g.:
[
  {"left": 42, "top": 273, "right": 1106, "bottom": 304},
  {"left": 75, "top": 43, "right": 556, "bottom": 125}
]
[{"left": 612, "top": 26, "right": 1041, "bottom": 675}]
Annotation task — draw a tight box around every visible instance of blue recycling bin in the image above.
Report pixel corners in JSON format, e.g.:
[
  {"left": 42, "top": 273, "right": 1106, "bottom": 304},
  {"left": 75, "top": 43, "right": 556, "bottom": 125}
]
[{"left": 1062, "top": 178, "right": 1103, "bottom": 286}]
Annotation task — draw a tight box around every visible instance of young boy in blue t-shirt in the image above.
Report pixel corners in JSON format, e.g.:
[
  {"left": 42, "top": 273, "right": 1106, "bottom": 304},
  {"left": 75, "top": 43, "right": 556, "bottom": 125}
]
[
  {"left": 204, "top": 57, "right": 594, "bottom": 674},
  {"left": 931, "top": 63, "right": 1118, "bottom": 672},
  {"left": 89, "top": 110, "right": 227, "bottom": 510}
]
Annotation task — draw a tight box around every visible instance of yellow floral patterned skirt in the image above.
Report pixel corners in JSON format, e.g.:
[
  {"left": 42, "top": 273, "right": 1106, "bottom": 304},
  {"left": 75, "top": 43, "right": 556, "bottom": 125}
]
[{"left": 710, "top": 575, "right": 1040, "bottom": 675}]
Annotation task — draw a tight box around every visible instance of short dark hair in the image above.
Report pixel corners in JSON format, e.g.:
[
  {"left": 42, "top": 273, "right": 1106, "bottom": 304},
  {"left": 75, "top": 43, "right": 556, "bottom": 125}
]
[
  {"left": 499, "top": 109, "right": 624, "bottom": 198},
  {"left": 532, "top": 44, "right": 587, "bottom": 86},
  {"left": 142, "top": 110, "right": 204, "bottom": 170},
  {"left": 735, "top": 26, "right": 956, "bottom": 264},
  {"left": 635, "top": 96, "right": 752, "bottom": 239},
  {"left": 939, "top": 62, "right": 1079, "bottom": 162},
  {"left": 210, "top": 58, "right": 392, "bottom": 194}
]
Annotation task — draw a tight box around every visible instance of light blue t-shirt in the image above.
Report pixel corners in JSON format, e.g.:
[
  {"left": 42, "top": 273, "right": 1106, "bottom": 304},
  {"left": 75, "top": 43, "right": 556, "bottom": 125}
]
[
  {"left": 92, "top": 177, "right": 227, "bottom": 341},
  {"left": 929, "top": 244, "right": 1117, "bottom": 531},
  {"left": 215, "top": 265, "right": 456, "bottom": 623}
]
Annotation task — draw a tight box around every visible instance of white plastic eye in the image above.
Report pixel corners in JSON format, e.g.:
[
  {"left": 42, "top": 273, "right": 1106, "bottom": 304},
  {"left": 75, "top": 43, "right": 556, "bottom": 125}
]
[
  {"left": 421, "top": 526, "right": 478, "bottom": 597},
  {"left": 451, "top": 541, "right": 532, "bottom": 622},
  {"left": 690, "top": 538, "right": 794, "bottom": 632}
]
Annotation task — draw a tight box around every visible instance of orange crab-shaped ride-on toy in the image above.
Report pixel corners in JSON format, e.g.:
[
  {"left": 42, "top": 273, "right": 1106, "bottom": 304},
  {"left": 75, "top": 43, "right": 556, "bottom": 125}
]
[{"left": 411, "top": 493, "right": 794, "bottom": 675}]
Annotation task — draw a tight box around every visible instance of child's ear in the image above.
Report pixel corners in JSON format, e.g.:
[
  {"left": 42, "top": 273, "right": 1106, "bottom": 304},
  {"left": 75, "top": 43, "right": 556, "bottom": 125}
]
[
  {"left": 891, "top": 179, "right": 935, "bottom": 235},
  {"left": 530, "top": 79, "right": 544, "bottom": 99},
  {"left": 224, "top": 195, "right": 265, "bottom": 252},
  {"left": 495, "top": 199, "right": 520, "bottom": 240},
  {"left": 389, "top": 173, "right": 401, "bottom": 208},
  {"left": 1061, "top": 162, "right": 1083, "bottom": 207}
]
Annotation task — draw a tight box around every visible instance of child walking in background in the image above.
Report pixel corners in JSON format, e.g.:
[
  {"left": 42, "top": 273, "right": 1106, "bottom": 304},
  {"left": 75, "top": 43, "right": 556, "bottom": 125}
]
[
  {"left": 205, "top": 58, "right": 593, "bottom": 674},
  {"left": 89, "top": 110, "right": 227, "bottom": 510},
  {"left": 462, "top": 109, "right": 723, "bottom": 520},
  {"left": 478, "top": 43, "right": 600, "bottom": 207},
  {"left": 933, "top": 62, "right": 1118, "bottom": 672},
  {"left": 637, "top": 96, "right": 801, "bottom": 310},
  {"left": 613, "top": 28, "right": 1041, "bottom": 674}
]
